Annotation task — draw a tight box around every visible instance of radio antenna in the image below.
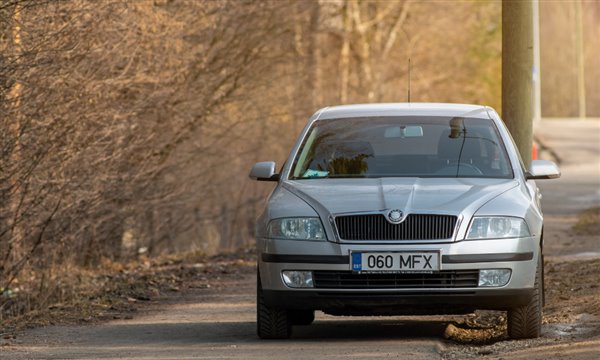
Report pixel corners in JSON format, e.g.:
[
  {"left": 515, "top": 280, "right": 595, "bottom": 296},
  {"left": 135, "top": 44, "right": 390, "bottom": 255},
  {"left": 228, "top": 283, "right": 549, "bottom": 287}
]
[{"left": 407, "top": 58, "right": 411, "bottom": 103}]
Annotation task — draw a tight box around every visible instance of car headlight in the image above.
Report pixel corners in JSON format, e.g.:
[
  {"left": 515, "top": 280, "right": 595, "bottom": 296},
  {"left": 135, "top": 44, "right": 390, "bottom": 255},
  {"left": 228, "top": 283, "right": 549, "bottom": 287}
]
[
  {"left": 267, "top": 217, "right": 326, "bottom": 240},
  {"left": 466, "top": 217, "right": 530, "bottom": 240}
]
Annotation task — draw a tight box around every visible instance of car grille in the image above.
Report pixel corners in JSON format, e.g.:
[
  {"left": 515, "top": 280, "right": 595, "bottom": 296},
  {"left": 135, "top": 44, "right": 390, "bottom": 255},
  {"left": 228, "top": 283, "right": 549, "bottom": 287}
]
[
  {"left": 335, "top": 214, "right": 457, "bottom": 240},
  {"left": 313, "top": 270, "right": 479, "bottom": 289}
]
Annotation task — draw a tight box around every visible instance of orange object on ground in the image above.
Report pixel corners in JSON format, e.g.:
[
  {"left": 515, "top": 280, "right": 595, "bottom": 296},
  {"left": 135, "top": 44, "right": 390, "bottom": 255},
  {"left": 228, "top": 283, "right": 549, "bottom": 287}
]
[{"left": 532, "top": 142, "right": 538, "bottom": 160}]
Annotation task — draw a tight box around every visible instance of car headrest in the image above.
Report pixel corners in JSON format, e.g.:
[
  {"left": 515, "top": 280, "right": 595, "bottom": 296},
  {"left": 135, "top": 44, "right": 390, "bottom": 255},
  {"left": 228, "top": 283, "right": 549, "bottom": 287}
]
[
  {"left": 316, "top": 140, "right": 374, "bottom": 158},
  {"left": 437, "top": 130, "right": 461, "bottom": 160}
]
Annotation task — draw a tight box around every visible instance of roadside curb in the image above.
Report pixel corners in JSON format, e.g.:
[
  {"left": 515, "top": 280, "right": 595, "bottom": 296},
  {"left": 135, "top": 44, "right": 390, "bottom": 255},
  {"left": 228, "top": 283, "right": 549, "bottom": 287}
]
[{"left": 533, "top": 133, "right": 562, "bottom": 165}]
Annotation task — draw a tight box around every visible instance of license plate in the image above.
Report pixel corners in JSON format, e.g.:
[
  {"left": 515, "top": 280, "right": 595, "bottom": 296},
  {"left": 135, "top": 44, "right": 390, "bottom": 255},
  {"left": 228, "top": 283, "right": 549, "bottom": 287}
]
[{"left": 351, "top": 252, "right": 440, "bottom": 273}]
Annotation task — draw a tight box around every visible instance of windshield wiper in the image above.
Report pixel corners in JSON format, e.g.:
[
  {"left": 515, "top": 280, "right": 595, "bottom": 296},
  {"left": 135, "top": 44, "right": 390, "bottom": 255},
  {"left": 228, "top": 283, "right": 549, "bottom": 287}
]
[
  {"left": 291, "top": 174, "right": 368, "bottom": 180},
  {"left": 328, "top": 175, "right": 367, "bottom": 179}
]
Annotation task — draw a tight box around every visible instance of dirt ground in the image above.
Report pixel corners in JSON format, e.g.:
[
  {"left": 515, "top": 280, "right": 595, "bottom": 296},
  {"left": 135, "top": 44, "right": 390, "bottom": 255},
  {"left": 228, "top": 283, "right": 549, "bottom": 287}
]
[
  {"left": 1, "top": 211, "right": 599, "bottom": 359},
  {"left": 440, "top": 209, "right": 600, "bottom": 359}
]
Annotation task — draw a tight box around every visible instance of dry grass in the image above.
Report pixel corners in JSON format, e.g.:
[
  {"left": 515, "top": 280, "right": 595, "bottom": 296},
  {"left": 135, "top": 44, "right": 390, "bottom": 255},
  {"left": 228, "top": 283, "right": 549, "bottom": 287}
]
[
  {"left": 0, "top": 248, "right": 256, "bottom": 334},
  {"left": 444, "top": 311, "right": 507, "bottom": 344},
  {"left": 572, "top": 207, "right": 600, "bottom": 236}
]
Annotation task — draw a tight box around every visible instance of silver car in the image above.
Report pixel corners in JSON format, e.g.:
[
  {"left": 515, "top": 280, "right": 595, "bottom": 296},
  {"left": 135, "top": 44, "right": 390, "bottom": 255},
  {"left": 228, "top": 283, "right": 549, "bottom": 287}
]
[{"left": 249, "top": 103, "right": 560, "bottom": 340}]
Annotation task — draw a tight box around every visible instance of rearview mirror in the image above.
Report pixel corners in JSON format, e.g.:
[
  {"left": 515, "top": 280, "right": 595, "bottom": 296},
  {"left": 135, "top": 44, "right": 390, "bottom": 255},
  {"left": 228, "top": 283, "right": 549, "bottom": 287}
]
[
  {"left": 526, "top": 160, "right": 561, "bottom": 180},
  {"left": 403, "top": 125, "right": 423, "bottom": 137},
  {"left": 249, "top": 161, "right": 279, "bottom": 181},
  {"left": 384, "top": 125, "right": 423, "bottom": 138}
]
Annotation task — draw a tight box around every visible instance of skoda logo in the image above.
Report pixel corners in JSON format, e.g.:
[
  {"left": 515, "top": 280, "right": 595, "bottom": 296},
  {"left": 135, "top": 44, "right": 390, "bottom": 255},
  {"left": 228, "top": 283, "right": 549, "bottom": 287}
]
[{"left": 387, "top": 209, "right": 404, "bottom": 224}]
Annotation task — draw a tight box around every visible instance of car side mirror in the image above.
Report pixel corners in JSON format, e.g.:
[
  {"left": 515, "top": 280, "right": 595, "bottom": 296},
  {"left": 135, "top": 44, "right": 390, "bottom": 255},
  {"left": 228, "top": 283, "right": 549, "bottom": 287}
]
[
  {"left": 249, "top": 161, "right": 280, "bottom": 181},
  {"left": 526, "top": 160, "right": 561, "bottom": 180}
]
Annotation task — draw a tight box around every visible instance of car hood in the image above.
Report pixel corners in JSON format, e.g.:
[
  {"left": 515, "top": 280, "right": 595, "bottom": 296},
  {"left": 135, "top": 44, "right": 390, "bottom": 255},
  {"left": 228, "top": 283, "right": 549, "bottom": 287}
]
[{"left": 281, "top": 178, "right": 519, "bottom": 216}]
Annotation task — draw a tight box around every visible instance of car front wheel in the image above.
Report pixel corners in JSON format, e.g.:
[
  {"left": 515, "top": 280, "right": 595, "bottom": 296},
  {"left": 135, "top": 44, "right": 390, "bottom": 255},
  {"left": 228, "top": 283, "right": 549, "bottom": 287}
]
[
  {"left": 507, "top": 256, "right": 543, "bottom": 339},
  {"left": 257, "top": 272, "right": 292, "bottom": 339}
]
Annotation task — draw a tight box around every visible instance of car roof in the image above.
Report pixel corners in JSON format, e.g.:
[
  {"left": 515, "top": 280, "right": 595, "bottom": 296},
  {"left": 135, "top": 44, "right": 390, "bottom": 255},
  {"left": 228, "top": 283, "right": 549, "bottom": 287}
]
[{"left": 316, "top": 103, "right": 491, "bottom": 120}]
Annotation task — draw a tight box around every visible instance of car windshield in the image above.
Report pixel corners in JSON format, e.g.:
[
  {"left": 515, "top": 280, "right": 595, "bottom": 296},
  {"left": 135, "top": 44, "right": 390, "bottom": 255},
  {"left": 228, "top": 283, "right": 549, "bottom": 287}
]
[{"left": 290, "top": 116, "right": 513, "bottom": 179}]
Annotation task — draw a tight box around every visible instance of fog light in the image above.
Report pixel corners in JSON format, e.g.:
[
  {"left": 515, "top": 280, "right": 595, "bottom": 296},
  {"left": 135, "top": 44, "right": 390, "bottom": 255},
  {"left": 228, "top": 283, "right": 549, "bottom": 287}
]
[
  {"left": 478, "top": 269, "right": 511, "bottom": 287},
  {"left": 282, "top": 271, "right": 313, "bottom": 288}
]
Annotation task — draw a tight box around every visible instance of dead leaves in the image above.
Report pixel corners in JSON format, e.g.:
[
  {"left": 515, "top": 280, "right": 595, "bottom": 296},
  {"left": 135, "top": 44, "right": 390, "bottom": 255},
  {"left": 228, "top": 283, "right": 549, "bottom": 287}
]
[{"left": 0, "top": 247, "right": 256, "bottom": 333}]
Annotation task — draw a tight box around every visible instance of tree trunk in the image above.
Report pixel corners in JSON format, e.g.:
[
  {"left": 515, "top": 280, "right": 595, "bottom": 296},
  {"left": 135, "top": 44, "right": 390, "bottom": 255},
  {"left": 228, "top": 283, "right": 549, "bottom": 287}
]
[
  {"left": 310, "top": 3, "right": 323, "bottom": 108},
  {"left": 574, "top": 0, "right": 586, "bottom": 118},
  {"left": 8, "top": 3, "right": 24, "bottom": 267},
  {"left": 339, "top": 2, "right": 351, "bottom": 104},
  {"left": 352, "top": 1, "right": 375, "bottom": 101}
]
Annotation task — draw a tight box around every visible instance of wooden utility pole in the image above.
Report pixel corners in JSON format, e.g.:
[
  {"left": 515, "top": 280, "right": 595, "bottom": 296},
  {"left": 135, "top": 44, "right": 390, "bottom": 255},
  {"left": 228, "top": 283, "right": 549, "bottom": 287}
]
[
  {"left": 532, "top": 0, "right": 541, "bottom": 124},
  {"left": 502, "top": 0, "right": 533, "bottom": 168}
]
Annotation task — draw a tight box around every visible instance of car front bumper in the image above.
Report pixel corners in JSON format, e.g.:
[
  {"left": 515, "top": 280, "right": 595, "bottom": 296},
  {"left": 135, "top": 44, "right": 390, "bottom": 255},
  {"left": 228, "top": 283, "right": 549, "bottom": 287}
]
[
  {"left": 258, "top": 236, "right": 539, "bottom": 313},
  {"left": 261, "top": 288, "right": 534, "bottom": 315}
]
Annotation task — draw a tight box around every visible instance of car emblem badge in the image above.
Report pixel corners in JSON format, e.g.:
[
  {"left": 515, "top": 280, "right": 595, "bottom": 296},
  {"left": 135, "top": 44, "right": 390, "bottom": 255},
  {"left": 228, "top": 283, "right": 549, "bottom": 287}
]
[{"left": 387, "top": 209, "right": 404, "bottom": 224}]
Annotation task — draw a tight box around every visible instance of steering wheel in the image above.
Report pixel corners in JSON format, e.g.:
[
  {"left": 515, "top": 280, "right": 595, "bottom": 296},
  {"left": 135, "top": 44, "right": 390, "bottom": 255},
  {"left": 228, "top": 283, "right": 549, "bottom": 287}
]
[
  {"left": 436, "top": 162, "right": 484, "bottom": 176},
  {"left": 456, "top": 162, "right": 483, "bottom": 175}
]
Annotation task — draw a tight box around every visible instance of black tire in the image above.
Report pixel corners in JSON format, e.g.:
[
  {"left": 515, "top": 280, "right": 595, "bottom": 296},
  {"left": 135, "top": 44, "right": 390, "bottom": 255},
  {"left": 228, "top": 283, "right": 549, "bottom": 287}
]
[
  {"left": 507, "top": 255, "right": 543, "bottom": 339},
  {"left": 541, "top": 254, "right": 546, "bottom": 306},
  {"left": 289, "top": 310, "right": 315, "bottom": 326},
  {"left": 257, "top": 273, "right": 292, "bottom": 339}
]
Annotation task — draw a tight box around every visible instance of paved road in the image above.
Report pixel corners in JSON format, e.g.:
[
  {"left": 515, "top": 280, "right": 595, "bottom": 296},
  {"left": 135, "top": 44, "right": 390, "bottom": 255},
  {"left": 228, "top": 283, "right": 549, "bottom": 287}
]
[
  {"left": 3, "top": 118, "right": 599, "bottom": 359},
  {"left": 535, "top": 119, "right": 600, "bottom": 257},
  {"left": 535, "top": 119, "right": 600, "bottom": 216}
]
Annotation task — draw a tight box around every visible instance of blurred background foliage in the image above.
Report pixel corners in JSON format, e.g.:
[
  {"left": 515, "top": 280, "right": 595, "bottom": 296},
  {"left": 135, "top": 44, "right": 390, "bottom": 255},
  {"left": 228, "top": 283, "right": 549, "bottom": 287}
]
[{"left": 0, "top": 0, "right": 598, "bottom": 317}]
